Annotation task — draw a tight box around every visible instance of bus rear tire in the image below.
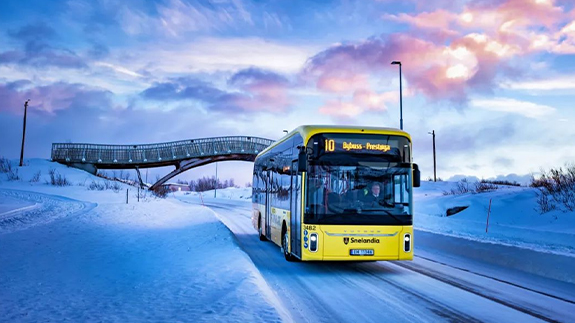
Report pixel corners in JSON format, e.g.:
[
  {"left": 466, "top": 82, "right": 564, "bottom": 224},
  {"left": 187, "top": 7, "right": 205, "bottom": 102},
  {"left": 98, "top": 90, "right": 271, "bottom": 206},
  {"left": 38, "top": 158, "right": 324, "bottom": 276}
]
[
  {"left": 258, "top": 216, "right": 267, "bottom": 241},
  {"left": 282, "top": 230, "right": 295, "bottom": 262}
]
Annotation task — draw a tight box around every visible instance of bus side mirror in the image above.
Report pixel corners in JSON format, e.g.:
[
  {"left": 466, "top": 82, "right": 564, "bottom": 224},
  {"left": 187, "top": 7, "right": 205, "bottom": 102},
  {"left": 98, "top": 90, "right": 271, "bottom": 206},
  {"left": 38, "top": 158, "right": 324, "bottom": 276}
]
[
  {"left": 413, "top": 163, "right": 421, "bottom": 188},
  {"left": 298, "top": 149, "right": 307, "bottom": 173}
]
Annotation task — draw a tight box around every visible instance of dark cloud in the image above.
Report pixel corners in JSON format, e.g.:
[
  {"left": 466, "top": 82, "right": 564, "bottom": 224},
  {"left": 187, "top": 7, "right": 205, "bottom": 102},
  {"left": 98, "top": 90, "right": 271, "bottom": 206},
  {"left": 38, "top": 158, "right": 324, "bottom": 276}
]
[
  {"left": 141, "top": 71, "right": 291, "bottom": 113},
  {"left": 0, "top": 46, "right": 87, "bottom": 69},
  {"left": 1, "top": 22, "right": 87, "bottom": 69},
  {"left": 228, "top": 67, "right": 289, "bottom": 88},
  {"left": 7, "top": 22, "right": 57, "bottom": 42},
  {"left": 141, "top": 78, "right": 226, "bottom": 102},
  {"left": 88, "top": 43, "right": 110, "bottom": 59}
]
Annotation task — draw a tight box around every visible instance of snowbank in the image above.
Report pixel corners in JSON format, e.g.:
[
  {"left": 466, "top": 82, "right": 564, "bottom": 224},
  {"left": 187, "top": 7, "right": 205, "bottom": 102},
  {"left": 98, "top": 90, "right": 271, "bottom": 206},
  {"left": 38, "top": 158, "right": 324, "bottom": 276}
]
[{"left": 415, "top": 181, "right": 575, "bottom": 256}]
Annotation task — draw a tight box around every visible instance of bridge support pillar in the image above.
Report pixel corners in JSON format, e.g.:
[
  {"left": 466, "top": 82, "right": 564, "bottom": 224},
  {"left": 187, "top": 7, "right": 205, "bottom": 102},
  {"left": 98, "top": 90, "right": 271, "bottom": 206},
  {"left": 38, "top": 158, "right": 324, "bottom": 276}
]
[{"left": 69, "top": 163, "right": 98, "bottom": 175}]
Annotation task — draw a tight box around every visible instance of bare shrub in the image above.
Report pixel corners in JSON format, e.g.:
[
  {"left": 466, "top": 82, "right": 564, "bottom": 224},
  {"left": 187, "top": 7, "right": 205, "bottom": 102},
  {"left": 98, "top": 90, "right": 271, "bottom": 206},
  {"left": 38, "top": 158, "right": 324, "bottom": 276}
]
[
  {"left": 46, "top": 169, "right": 71, "bottom": 186},
  {"left": 88, "top": 181, "right": 106, "bottom": 191},
  {"left": 105, "top": 180, "right": 121, "bottom": 193},
  {"left": 536, "top": 190, "right": 556, "bottom": 214},
  {"left": 475, "top": 180, "right": 499, "bottom": 193},
  {"left": 444, "top": 179, "right": 472, "bottom": 195},
  {"left": 29, "top": 170, "right": 41, "bottom": 183},
  {"left": 0, "top": 157, "right": 20, "bottom": 181},
  {"left": 482, "top": 179, "right": 520, "bottom": 187},
  {"left": 0, "top": 157, "right": 12, "bottom": 173},
  {"left": 88, "top": 180, "right": 121, "bottom": 192},
  {"left": 152, "top": 185, "right": 170, "bottom": 198},
  {"left": 531, "top": 164, "right": 575, "bottom": 213}
]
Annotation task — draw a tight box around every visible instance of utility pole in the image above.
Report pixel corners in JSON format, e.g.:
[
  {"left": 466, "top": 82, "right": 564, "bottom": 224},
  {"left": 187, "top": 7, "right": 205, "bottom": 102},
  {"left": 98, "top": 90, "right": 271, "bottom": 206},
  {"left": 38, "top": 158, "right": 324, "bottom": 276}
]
[
  {"left": 429, "top": 130, "right": 437, "bottom": 182},
  {"left": 19, "top": 99, "right": 30, "bottom": 167},
  {"left": 214, "top": 162, "right": 218, "bottom": 198}
]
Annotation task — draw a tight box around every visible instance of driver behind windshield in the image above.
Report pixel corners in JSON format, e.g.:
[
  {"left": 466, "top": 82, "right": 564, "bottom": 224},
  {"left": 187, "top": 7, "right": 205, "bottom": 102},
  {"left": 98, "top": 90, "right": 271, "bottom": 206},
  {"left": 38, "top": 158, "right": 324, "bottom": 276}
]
[{"left": 362, "top": 182, "right": 392, "bottom": 207}]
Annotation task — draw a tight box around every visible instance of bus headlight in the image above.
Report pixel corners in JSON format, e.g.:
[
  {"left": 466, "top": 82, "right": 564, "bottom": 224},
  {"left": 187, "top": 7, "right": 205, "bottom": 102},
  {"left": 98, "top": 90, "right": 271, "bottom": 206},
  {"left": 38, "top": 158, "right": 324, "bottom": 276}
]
[
  {"left": 403, "top": 233, "right": 411, "bottom": 253},
  {"left": 310, "top": 233, "right": 318, "bottom": 252}
]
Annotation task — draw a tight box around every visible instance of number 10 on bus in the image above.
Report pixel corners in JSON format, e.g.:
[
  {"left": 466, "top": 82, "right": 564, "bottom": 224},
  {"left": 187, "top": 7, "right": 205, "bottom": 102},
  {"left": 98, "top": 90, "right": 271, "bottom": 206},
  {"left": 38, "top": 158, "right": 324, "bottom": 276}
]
[{"left": 325, "top": 139, "right": 335, "bottom": 152}]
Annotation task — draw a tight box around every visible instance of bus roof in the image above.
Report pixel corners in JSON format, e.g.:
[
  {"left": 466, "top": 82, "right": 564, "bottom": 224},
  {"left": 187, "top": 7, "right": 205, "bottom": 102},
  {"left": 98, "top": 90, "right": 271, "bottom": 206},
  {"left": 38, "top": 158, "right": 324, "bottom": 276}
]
[{"left": 257, "top": 125, "right": 411, "bottom": 158}]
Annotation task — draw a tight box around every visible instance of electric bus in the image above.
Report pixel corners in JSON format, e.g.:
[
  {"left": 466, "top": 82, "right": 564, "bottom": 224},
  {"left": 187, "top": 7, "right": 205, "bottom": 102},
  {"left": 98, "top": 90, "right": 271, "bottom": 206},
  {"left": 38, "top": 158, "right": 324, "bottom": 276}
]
[{"left": 251, "top": 125, "right": 420, "bottom": 261}]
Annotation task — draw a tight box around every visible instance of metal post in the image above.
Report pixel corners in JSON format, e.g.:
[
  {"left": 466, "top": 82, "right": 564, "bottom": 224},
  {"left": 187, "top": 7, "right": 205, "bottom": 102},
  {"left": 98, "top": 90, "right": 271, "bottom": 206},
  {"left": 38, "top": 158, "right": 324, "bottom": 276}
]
[
  {"left": 486, "top": 198, "right": 492, "bottom": 233},
  {"left": 19, "top": 99, "right": 30, "bottom": 167},
  {"left": 214, "top": 162, "right": 218, "bottom": 198},
  {"left": 432, "top": 130, "right": 436, "bottom": 182},
  {"left": 126, "top": 189, "right": 129, "bottom": 204}
]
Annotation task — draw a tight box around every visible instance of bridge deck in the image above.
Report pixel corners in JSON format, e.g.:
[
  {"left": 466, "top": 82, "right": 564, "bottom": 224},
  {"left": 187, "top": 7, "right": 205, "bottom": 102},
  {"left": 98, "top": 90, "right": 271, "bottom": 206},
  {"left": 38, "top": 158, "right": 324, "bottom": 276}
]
[{"left": 51, "top": 136, "right": 273, "bottom": 169}]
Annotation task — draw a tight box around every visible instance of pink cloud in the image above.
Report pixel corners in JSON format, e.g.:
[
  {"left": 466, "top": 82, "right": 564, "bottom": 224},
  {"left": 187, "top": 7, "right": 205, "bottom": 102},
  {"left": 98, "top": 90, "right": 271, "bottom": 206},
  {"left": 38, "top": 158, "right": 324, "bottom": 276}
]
[
  {"left": 318, "top": 89, "right": 399, "bottom": 118},
  {"left": 352, "top": 89, "right": 398, "bottom": 110},
  {"left": 383, "top": 10, "right": 460, "bottom": 36},
  {"left": 304, "top": 0, "right": 574, "bottom": 103},
  {"left": 0, "top": 81, "right": 112, "bottom": 115},
  {"left": 318, "top": 100, "right": 362, "bottom": 118},
  {"left": 228, "top": 68, "right": 292, "bottom": 112},
  {"left": 316, "top": 72, "right": 369, "bottom": 93}
]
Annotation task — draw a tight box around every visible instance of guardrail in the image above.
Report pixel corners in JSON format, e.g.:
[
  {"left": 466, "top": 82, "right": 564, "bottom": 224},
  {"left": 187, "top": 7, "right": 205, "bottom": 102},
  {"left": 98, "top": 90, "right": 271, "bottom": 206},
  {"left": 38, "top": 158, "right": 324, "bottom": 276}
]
[{"left": 51, "top": 136, "right": 274, "bottom": 166}]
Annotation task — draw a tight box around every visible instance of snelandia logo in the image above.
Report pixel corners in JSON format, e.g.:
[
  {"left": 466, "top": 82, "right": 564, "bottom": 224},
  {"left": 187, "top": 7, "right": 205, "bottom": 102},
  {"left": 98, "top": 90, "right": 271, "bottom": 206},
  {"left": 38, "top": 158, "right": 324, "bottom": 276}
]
[{"left": 343, "top": 237, "right": 380, "bottom": 244}]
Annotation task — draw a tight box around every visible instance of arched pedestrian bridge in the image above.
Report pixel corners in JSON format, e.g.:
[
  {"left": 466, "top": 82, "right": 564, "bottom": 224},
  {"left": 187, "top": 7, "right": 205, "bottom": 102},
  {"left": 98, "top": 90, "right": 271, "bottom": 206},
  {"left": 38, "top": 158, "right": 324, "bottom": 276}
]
[{"left": 51, "top": 136, "right": 274, "bottom": 190}]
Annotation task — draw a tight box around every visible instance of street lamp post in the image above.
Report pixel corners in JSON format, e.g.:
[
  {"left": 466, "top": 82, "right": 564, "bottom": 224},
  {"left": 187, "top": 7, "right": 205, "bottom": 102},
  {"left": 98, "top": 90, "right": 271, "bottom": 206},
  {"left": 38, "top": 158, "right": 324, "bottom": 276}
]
[
  {"left": 19, "top": 99, "right": 30, "bottom": 167},
  {"left": 428, "top": 130, "right": 437, "bottom": 182},
  {"left": 391, "top": 61, "right": 403, "bottom": 130}
]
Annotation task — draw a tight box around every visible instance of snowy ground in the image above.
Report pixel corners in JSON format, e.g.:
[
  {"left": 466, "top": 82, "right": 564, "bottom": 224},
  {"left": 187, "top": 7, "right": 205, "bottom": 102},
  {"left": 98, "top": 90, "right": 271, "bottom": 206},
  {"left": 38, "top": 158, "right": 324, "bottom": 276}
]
[
  {"left": 0, "top": 159, "right": 288, "bottom": 322},
  {"left": 1, "top": 159, "right": 574, "bottom": 322},
  {"left": 414, "top": 181, "right": 575, "bottom": 257}
]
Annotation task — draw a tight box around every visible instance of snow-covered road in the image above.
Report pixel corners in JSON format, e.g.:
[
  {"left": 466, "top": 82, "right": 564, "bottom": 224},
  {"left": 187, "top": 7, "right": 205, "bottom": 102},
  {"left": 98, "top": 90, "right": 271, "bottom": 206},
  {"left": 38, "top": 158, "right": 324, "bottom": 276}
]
[{"left": 190, "top": 197, "right": 575, "bottom": 323}]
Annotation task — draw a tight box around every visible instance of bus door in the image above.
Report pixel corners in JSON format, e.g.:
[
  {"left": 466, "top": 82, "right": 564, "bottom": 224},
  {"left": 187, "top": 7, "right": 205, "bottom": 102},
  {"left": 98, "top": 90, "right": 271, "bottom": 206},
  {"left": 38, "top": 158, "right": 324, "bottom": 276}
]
[
  {"left": 265, "top": 170, "right": 272, "bottom": 239},
  {"left": 290, "top": 160, "right": 302, "bottom": 258}
]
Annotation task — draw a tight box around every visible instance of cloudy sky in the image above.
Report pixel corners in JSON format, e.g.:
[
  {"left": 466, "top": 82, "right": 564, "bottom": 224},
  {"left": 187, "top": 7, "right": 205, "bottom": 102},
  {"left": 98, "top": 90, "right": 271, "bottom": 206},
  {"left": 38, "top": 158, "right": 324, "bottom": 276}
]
[{"left": 1, "top": 0, "right": 574, "bottom": 185}]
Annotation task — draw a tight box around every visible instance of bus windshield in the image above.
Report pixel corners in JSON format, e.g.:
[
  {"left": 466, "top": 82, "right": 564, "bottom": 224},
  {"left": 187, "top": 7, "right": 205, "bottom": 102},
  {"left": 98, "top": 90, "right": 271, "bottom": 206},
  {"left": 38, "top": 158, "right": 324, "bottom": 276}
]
[{"left": 305, "top": 162, "right": 413, "bottom": 225}]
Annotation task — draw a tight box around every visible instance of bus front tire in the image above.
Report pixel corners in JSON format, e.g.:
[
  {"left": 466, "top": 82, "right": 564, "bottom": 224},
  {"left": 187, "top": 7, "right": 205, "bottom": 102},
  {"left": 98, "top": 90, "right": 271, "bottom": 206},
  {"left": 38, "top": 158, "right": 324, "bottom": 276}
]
[{"left": 258, "top": 217, "right": 267, "bottom": 241}]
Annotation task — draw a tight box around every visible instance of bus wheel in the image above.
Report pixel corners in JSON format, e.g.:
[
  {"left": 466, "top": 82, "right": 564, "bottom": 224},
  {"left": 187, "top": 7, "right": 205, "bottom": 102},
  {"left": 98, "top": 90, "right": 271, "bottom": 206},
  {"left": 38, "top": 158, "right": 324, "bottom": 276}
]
[
  {"left": 258, "top": 216, "right": 267, "bottom": 241},
  {"left": 282, "top": 230, "right": 294, "bottom": 262}
]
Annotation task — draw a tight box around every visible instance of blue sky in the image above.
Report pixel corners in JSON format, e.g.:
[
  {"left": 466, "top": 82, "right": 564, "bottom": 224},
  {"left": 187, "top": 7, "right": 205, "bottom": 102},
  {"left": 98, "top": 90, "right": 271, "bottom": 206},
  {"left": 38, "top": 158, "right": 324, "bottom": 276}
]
[{"left": 1, "top": 0, "right": 574, "bottom": 185}]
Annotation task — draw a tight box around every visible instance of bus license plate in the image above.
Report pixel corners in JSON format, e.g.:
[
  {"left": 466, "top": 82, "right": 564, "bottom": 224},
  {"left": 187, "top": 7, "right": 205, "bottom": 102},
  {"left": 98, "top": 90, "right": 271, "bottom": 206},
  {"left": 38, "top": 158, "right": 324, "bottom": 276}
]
[{"left": 350, "top": 249, "right": 374, "bottom": 256}]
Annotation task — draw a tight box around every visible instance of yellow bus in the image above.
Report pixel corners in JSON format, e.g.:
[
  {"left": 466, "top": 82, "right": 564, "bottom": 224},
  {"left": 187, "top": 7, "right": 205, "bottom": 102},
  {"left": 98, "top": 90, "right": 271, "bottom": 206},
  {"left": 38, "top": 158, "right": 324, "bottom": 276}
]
[{"left": 251, "top": 125, "right": 420, "bottom": 261}]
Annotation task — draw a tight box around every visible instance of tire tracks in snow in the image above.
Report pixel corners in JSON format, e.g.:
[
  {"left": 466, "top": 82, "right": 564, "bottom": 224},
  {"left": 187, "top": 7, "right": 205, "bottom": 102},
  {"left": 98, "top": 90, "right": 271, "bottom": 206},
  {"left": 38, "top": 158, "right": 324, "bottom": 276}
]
[
  {"left": 0, "top": 189, "right": 97, "bottom": 234},
  {"left": 390, "top": 260, "right": 569, "bottom": 323}
]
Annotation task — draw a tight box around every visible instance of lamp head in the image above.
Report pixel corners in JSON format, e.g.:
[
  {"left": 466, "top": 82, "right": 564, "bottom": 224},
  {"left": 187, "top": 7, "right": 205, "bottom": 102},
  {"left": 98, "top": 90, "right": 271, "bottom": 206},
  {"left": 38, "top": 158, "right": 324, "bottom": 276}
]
[{"left": 391, "top": 61, "right": 401, "bottom": 65}]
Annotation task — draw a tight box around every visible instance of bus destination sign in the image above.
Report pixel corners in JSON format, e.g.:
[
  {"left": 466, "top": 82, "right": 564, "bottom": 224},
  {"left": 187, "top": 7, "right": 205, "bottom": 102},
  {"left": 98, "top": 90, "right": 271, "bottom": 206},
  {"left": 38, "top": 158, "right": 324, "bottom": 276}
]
[{"left": 323, "top": 137, "right": 394, "bottom": 154}]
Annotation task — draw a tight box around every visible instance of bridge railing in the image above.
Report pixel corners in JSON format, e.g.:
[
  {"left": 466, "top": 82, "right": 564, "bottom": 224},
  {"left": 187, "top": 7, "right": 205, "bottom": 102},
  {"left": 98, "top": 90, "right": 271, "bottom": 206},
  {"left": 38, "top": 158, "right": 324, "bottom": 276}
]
[{"left": 51, "top": 136, "right": 274, "bottom": 165}]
